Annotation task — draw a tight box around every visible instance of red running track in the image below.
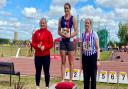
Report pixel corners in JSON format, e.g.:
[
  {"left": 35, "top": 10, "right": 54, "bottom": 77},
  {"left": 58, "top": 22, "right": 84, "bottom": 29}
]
[{"left": 0, "top": 52, "right": 128, "bottom": 77}]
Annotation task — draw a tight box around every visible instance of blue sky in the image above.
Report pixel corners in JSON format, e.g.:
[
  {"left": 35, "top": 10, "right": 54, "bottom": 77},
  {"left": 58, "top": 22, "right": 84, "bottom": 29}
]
[{"left": 0, "top": 0, "right": 128, "bottom": 41}]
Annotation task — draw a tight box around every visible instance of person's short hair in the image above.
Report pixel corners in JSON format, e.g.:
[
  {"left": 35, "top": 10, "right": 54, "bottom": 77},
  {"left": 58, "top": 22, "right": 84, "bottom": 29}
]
[
  {"left": 39, "top": 18, "right": 47, "bottom": 28},
  {"left": 85, "top": 18, "right": 92, "bottom": 25},
  {"left": 39, "top": 18, "right": 47, "bottom": 24},
  {"left": 64, "top": 2, "right": 71, "bottom": 9}
]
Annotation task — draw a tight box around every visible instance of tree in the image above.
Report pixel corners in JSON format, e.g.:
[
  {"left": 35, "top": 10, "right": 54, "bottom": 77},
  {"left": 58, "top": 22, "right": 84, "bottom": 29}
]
[
  {"left": 107, "top": 41, "right": 114, "bottom": 47},
  {"left": 0, "top": 38, "right": 10, "bottom": 44},
  {"left": 118, "top": 23, "right": 128, "bottom": 45},
  {"left": 97, "top": 29, "right": 108, "bottom": 48}
]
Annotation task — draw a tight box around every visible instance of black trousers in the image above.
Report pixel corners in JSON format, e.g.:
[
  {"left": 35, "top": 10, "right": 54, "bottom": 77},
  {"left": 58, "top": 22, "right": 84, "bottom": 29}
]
[
  {"left": 34, "top": 55, "right": 50, "bottom": 87},
  {"left": 82, "top": 53, "right": 97, "bottom": 89}
]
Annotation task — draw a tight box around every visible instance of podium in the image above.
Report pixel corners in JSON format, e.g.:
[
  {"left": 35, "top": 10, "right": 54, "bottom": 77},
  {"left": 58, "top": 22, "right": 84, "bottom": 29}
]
[
  {"left": 108, "top": 71, "right": 118, "bottom": 83},
  {"left": 55, "top": 82, "right": 77, "bottom": 89}
]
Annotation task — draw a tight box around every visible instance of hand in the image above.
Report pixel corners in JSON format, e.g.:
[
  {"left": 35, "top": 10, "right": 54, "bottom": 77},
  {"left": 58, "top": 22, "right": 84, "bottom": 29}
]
[
  {"left": 97, "top": 61, "right": 100, "bottom": 67},
  {"left": 65, "top": 34, "right": 70, "bottom": 38},
  {"left": 62, "top": 33, "right": 67, "bottom": 38},
  {"left": 38, "top": 42, "right": 42, "bottom": 48},
  {"left": 40, "top": 45, "right": 45, "bottom": 51},
  {"left": 81, "top": 65, "right": 83, "bottom": 70},
  {"left": 38, "top": 44, "right": 41, "bottom": 48}
]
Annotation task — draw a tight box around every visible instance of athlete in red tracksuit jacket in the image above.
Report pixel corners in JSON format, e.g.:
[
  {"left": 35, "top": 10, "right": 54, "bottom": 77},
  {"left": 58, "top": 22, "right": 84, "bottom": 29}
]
[{"left": 32, "top": 18, "right": 53, "bottom": 89}]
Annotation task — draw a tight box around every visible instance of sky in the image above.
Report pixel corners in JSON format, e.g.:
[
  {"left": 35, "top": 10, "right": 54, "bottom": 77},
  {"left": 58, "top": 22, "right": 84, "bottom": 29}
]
[{"left": 0, "top": 0, "right": 128, "bottom": 41}]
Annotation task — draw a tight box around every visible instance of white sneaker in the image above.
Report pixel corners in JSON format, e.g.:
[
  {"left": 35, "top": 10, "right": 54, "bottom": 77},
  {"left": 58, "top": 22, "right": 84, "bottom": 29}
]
[
  {"left": 46, "top": 87, "right": 49, "bottom": 89},
  {"left": 36, "top": 86, "right": 40, "bottom": 89},
  {"left": 61, "top": 79, "right": 65, "bottom": 82},
  {"left": 49, "top": 84, "right": 56, "bottom": 89}
]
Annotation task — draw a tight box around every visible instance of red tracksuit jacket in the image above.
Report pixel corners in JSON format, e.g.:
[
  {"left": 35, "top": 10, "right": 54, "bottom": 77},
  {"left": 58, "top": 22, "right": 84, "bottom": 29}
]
[{"left": 32, "top": 28, "right": 53, "bottom": 56}]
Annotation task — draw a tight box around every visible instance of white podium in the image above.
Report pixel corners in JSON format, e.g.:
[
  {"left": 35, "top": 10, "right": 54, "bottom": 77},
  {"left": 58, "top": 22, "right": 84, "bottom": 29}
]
[{"left": 99, "top": 71, "right": 108, "bottom": 83}]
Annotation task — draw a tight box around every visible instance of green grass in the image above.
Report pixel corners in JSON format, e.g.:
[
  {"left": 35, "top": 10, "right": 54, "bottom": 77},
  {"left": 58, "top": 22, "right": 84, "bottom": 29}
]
[
  {"left": 0, "top": 75, "right": 128, "bottom": 89},
  {"left": 0, "top": 46, "right": 56, "bottom": 57},
  {"left": 0, "top": 46, "right": 29, "bottom": 57},
  {"left": 0, "top": 46, "right": 112, "bottom": 61},
  {"left": 100, "top": 51, "right": 112, "bottom": 61},
  {"left": 0, "top": 46, "right": 17, "bottom": 57}
]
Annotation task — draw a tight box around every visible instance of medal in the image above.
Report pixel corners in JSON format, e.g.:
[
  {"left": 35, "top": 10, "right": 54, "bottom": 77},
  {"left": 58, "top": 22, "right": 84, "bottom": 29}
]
[
  {"left": 82, "top": 32, "right": 92, "bottom": 51},
  {"left": 86, "top": 32, "right": 90, "bottom": 50}
]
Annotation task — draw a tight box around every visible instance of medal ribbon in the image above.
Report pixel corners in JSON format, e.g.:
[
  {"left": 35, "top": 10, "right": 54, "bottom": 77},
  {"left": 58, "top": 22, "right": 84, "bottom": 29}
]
[
  {"left": 85, "top": 32, "right": 91, "bottom": 49},
  {"left": 66, "top": 20, "right": 70, "bottom": 28}
]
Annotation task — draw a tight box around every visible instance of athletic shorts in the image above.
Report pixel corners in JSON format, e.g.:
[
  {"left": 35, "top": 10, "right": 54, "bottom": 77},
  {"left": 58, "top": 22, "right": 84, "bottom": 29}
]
[{"left": 60, "top": 38, "right": 75, "bottom": 51}]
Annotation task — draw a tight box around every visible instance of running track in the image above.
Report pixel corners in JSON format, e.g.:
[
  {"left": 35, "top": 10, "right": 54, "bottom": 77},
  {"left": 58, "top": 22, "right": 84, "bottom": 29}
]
[{"left": 0, "top": 52, "right": 128, "bottom": 77}]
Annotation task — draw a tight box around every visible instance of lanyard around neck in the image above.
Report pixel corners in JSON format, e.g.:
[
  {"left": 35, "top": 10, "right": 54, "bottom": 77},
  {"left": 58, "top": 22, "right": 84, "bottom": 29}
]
[
  {"left": 66, "top": 20, "right": 70, "bottom": 28},
  {"left": 84, "top": 32, "right": 91, "bottom": 43}
]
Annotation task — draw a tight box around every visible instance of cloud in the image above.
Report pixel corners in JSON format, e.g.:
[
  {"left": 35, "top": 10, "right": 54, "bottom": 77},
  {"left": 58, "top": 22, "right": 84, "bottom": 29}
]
[
  {"left": 102, "top": 12, "right": 115, "bottom": 21},
  {"left": 22, "top": 7, "right": 38, "bottom": 18},
  {"left": 77, "top": 5, "right": 119, "bottom": 41},
  {"left": 0, "top": 20, "right": 33, "bottom": 40},
  {"left": 52, "top": 0, "right": 86, "bottom": 6},
  {"left": 48, "top": 0, "right": 81, "bottom": 17},
  {"left": 47, "top": 19, "right": 59, "bottom": 38},
  {"left": 0, "top": 0, "right": 7, "bottom": 8},
  {"left": 49, "top": 6, "right": 64, "bottom": 17},
  {"left": 96, "top": 0, "right": 128, "bottom": 8},
  {"left": 0, "top": 11, "right": 11, "bottom": 16},
  {"left": 78, "top": 5, "right": 117, "bottom": 26},
  {"left": 78, "top": 5, "right": 103, "bottom": 19},
  {"left": 71, "top": 7, "right": 77, "bottom": 15},
  {"left": 49, "top": 5, "right": 77, "bottom": 17},
  {"left": 115, "top": 8, "right": 128, "bottom": 21},
  {"left": 0, "top": 20, "right": 7, "bottom": 26},
  {"left": 0, "top": 0, "right": 121, "bottom": 41},
  {"left": 47, "top": 19, "right": 58, "bottom": 29}
]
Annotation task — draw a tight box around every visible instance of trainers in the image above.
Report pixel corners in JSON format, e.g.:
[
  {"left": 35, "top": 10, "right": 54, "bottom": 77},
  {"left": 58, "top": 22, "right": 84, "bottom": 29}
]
[
  {"left": 61, "top": 79, "right": 65, "bottom": 82},
  {"left": 46, "top": 87, "right": 49, "bottom": 89},
  {"left": 36, "top": 86, "right": 40, "bottom": 89}
]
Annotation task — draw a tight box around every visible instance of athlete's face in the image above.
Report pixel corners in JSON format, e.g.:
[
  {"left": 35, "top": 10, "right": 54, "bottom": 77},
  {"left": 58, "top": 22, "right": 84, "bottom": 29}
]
[
  {"left": 85, "top": 19, "right": 91, "bottom": 30},
  {"left": 40, "top": 19, "right": 47, "bottom": 29},
  {"left": 64, "top": 5, "right": 70, "bottom": 15}
]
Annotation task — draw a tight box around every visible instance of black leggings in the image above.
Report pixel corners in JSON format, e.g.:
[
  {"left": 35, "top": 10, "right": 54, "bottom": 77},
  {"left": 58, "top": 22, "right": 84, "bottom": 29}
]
[
  {"left": 34, "top": 55, "right": 50, "bottom": 87},
  {"left": 82, "top": 53, "right": 97, "bottom": 89}
]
